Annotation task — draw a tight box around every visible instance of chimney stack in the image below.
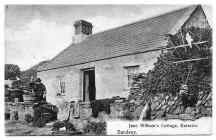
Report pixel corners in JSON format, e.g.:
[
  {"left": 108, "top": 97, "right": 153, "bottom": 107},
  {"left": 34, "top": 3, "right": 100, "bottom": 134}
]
[{"left": 73, "top": 20, "right": 93, "bottom": 43}]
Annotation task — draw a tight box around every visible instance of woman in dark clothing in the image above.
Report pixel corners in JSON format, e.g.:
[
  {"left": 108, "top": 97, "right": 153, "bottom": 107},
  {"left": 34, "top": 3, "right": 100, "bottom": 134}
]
[
  {"left": 30, "top": 78, "right": 46, "bottom": 102},
  {"left": 36, "top": 78, "right": 46, "bottom": 102}
]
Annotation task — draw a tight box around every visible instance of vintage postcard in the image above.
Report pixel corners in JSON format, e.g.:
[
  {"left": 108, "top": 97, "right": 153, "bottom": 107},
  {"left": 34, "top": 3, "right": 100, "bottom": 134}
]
[{"left": 4, "top": 4, "right": 212, "bottom": 136}]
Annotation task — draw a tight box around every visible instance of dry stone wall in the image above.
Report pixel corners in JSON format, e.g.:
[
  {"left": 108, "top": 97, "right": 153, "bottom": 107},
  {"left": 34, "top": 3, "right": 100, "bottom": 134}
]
[
  {"left": 123, "top": 73, "right": 212, "bottom": 121},
  {"left": 5, "top": 102, "right": 34, "bottom": 122}
]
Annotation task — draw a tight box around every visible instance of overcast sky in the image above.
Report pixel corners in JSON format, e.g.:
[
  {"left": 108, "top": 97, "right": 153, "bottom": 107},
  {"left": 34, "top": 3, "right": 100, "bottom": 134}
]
[{"left": 5, "top": 5, "right": 212, "bottom": 70}]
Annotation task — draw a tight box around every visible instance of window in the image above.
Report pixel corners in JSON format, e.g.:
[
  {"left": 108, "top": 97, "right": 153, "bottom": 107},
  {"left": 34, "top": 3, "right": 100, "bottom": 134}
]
[
  {"left": 125, "top": 66, "right": 139, "bottom": 88},
  {"left": 56, "top": 76, "right": 65, "bottom": 95},
  {"left": 60, "top": 77, "right": 65, "bottom": 94}
]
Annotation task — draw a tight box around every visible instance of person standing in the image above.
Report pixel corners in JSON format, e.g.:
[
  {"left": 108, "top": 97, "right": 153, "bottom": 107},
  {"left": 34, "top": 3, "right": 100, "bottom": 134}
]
[{"left": 33, "top": 78, "right": 46, "bottom": 102}]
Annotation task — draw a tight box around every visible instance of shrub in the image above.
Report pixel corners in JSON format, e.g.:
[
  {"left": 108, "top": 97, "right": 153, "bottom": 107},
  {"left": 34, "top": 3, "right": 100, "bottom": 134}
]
[
  {"left": 32, "top": 104, "right": 58, "bottom": 128},
  {"left": 12, "top": 111, "right": 19, "bottom": 120},
  {"left": 122, "top": 111, "right": 134, "bottom": 120},
  {"left": 33, "top": 117, "right": 48, "bottom": 128},
  {"left": 25, "top": 114, "right": 33, "bottom": 123},
  {"left": 83, "top": 121, "right": 106, "bottom": 135},
  {"left": 52, "top": 121, "right": 65, "bottom": 131},
  {"left": 52, "top": 120, "right": 77, "bottom": 131},
  {"left": 5, "top": 112, "right": 10, "bottom": 120},
  {"left": 32, "top": 108, "right": 51, "bottom": 127},
  {"left": 122, "top": 102, "right": 134, "bottom": 120},
  {"left": 64, "top": 121, "right": 77, "bottom": 131}
]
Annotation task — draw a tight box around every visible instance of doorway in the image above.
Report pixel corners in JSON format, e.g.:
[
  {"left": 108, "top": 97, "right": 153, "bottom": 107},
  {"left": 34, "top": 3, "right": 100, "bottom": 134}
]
[{"left": 83, "top": 69, "right": 96, "bottom": 102}]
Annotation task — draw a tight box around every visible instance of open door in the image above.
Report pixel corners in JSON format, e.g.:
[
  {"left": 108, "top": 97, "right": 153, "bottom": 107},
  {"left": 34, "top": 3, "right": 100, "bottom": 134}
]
[{"left": 83, "top": 69, "right": 96, "bottom": 102}]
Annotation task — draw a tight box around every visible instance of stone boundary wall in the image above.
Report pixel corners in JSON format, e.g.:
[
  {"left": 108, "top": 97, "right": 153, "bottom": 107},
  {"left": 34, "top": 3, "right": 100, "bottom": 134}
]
[
  {"left": 110, "top": 103, "right": 125, "bottom": 119},
  {"left": 58, "top": 101, "right": 125, "bottom": 121},
  {"left": 56, "top": 101, "right": 124, "bottom": 131},
  {"left": 124, "top": 76, "right": 212, "bottom": 121},
  {"left": 5, "top": 100, "right": 125, "bottom": 124},
  {"left": 5, "top": 102, "right": 34, "bottom": 122}
]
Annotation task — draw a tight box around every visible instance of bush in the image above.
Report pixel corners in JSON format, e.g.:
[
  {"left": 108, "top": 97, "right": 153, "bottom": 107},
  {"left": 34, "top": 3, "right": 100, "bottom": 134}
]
[
  {"left": 12, "top": 111, "right": 19, "bottom": 120},
  {"left": 32, "top": 108, "right": 52, "bottom": 127},
  {"left": 52, "top": 120, "right": 77, "bottom": 131},
  {"left": 52, "top": 121, "right": 65, "bottom": 131},
  {"left": 122, "top": 102, "right": 134, "bottom": 120},
  {"left": 64, "top": 121, "right": 77, "bottom": 131},
  {"left": 32, "top": 104, "right": 58, "bottom": 128},
  {"left": 25, "top": 114, "right": 33, "bottom": 123},
  {"left": 6, "top": 89, "right": 24, "bottom": 102},
  {"left": 83, "top": 121, "right": 106, "bottom": 135},
  {"left": 122, "top": 111, "right": 134, "bottom": 120},
  {"left": 5, "top": 112, "right": 10, "bottom": 120},
  {"left": 33, "top": 117, "right": 48, "bottom": 128}
]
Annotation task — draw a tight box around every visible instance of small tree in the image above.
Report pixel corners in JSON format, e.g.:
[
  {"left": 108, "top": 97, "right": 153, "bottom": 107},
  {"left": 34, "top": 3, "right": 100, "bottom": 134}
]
[{"left": 5, "top": 64, "right": 21, "bottom": 80}]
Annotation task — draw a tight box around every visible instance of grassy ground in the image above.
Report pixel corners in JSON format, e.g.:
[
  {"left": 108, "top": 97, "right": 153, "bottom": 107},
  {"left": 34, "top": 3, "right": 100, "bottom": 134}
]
[
  {"left": 5, "top": 120, "right": 53, "bottom": 136},
  {"left": 5, "top": 120, "right": 95, "bottom": 136}
]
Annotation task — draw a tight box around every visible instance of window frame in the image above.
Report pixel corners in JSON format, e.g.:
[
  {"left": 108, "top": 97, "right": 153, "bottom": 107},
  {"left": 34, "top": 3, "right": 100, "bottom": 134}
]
[
  {"left": 124, "top": 65, "right": 140, "bottom": 88},
  {"left": 56, "top": 76, "right": 66, "bottom": 96},
  {"left": 60, "top": 77, "right": 65, "bottom": 94}
]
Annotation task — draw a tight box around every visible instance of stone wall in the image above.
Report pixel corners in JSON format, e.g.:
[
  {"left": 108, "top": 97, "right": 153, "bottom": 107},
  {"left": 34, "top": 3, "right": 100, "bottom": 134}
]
[
  {"left": 124, "top": 74, "right": 212, "bottom": 121},
  {"left": 4, "top": 100, "right": 124, "bottom": 128},
  {"left": 110, "top": 103, "right": 125, "bottom": 119},
  {"left": 5, "top": 102, "right": 34, "bottom": 122},
  {"left": 55, "top": 101, "right": 124, "bottom": 131},
  {"left": 57, "top": 101, "right": 125, "bottom": 121}
]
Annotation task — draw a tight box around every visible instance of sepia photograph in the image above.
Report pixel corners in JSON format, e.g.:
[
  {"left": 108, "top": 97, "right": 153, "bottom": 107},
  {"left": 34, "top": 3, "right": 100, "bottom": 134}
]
[{"left": 4, "top": 4, "right": 212, "bottom": 136}]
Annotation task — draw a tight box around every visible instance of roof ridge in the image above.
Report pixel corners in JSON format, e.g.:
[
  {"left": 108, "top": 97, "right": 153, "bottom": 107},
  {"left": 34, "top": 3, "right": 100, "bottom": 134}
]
[{"left": 87, "top": 5, "right": 198, "bottom": 37}]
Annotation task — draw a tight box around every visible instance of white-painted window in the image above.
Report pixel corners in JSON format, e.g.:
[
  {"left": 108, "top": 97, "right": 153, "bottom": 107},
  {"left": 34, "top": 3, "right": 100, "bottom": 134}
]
[{"left": 125, "top": 65, "right": 139, "bottom": 88}]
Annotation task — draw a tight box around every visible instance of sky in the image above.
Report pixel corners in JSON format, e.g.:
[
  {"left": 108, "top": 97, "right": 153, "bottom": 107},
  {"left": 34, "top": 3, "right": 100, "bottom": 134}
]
[{"left": 5, "top": 5, "right": 212, "bottom": 70}]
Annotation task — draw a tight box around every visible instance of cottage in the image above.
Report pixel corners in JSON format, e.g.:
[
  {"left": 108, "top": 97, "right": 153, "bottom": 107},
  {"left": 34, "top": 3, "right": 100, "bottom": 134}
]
[{"left": 37, "top": 5, "right": 210, "bottom": 107}]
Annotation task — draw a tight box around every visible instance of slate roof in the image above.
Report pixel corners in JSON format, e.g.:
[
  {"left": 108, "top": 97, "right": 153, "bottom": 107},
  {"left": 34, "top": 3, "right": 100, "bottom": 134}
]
[{"left": 38, "top": 5, "right": 199, "bottom": 72}]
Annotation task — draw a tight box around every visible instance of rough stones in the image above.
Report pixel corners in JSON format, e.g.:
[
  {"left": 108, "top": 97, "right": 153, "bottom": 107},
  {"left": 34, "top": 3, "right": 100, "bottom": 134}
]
[
  {"left": 129, "top": 99, "right": 135, "bottom": 104},
  {"left": 156, "top": 110, "right": 165, "bottom": 118},
  {"left": 166, "top": 114, "right": 179, "bottom": 119},
  {"left": 179, "top": 114, "right": 195, "bottom": 121},
  {"left": 201, "top": 107, "right": 212, "bottom": 116},
  {"left": 185, "top": 107, "right": 195, "bottom": 115},
  {"left": 134, "top": 99, "right": 142, "bottom": 106},
  {"left": 172, "top": 106, "right": 181, "bottom": 115},
  {"left": 132, "top": 106, "right": 144, "bottom": 120},
  {"left": 196, "top": 100, "right": 202, "bottom": 107},
  {"left": 124, "top": 73, "right": 212, "bottom": 121}
]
